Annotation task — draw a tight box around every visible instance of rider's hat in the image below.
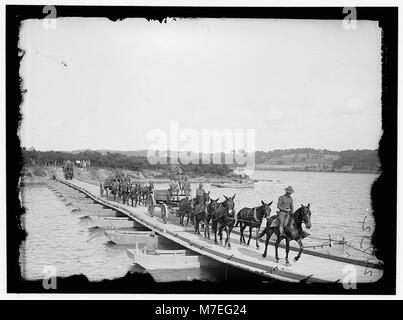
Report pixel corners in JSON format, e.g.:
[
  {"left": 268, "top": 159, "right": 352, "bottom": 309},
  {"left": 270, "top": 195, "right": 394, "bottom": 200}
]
[
  {"left": 150, "top": 231, "right": 156, "bottom": 237},
  {"left": 199, "top": 183, "right": 203, "bottom": 187},
  {"left": 285, "top": 186, "right": 295, "bottom": 193}
]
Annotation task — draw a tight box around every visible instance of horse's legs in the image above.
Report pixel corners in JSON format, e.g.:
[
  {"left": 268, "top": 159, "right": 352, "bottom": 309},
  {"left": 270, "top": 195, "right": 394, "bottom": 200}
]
[
  {"left": 225, "top": 226, "right": 231, "bottom": 248},
  {"left": 195, "top": 216, "right": 201, "bottom": 234},
  {"left": 262, "top": 228, "right": 273, "bottom": 258},
  {"left": 294, "top": 238, "right": 304, "bottom": 262},
  {"left": 203, "top": 218, "right": 209, "bottom": 238},
  {"left": 274, "top": 233, "right": 281, "bottom": 263},
  {"left": 218, "top": 226, "right": 224, "bottom": 245},
  {"left": 239, "top": 223, "right": 246, "bottom": 245},
  {"left": 285, "top": 237, "right": 290, "bottom": 265},
  {"left": 247, "top": 225, "right": 253, "bottom": 246},
  {"left": 213, "top": 222, "right": 218, "bottom": 244}
]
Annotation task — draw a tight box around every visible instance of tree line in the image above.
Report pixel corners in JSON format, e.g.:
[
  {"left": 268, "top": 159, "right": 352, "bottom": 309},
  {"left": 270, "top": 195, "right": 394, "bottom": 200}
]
[
  {"left": 255, "top": 148, "right": 380, "bottom": 171},
  {"left": 21, "top": 149, "right": 233, "bottom": 177}
]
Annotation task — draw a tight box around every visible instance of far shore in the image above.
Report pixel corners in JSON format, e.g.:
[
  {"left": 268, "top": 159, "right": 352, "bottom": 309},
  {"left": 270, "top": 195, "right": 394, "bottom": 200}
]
[
  {"left": 255, "top": 167, "right": 380, "bottom": 175},
  {"left": 20, "top": 165, "right": 247, "bottom": 185}
]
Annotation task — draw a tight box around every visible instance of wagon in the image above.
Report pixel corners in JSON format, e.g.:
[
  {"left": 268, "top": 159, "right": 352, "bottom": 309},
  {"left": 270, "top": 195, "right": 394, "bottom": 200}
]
[
  {"left": 146, "top": 189, "right": 187, "bottom": 224},
  {"left": 63, "top": 161, "right": 74, "bottom": 180}
]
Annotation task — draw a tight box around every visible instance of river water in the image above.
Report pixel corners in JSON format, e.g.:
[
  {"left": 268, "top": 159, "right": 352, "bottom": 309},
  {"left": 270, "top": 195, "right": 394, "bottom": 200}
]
[{"left": 19, "top": 170, "right": 380, "bottom": 282}]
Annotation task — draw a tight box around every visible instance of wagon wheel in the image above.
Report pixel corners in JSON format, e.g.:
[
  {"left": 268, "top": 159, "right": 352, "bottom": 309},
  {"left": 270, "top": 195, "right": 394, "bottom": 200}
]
[
  {"left": 161, "top": 204, "right": 168, "bottom": 224},
  {"left": 147, "top": 194, "right": 155, "bottom": 217}
]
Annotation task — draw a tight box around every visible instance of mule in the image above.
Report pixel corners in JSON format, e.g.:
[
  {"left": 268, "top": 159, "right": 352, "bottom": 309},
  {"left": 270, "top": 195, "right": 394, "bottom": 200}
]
[
  {"left": 120, "top": 180, "right": 131, "bottom": 204},
  {"left": 111, "top": 180, "right": 119, "bottom": 201},
  {"left": 212, "top": 194, "right": 236, "bottom": 248},
  {"left": 178, "top": 197, "right": 194, "bottom": 227},
  {"left": 200, "top": 197, "right": 220, "bottom": 239},
  {"left": 192, "top": 192, "right": 212, "bottom": 235},
  {"left": 131, "top": 183, "right": 142, "bottom": 207},
  {"left": 140, "top": 184, "right": 153, "bottom": 205},
  {"left": 257, "top": 204, "right": 312, "bottom": 265},
  {"left": 235, "top": 200, "right": 273, "bottom": 248}
]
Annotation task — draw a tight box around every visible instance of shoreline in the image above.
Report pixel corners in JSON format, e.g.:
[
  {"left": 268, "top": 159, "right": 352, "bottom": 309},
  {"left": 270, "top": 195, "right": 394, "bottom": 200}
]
[
  {"left": 20, "top": 165, "right": 242, "bottom": 185},
  {"left": 254, "top": 167, "right": 380, "bottom": 175}
]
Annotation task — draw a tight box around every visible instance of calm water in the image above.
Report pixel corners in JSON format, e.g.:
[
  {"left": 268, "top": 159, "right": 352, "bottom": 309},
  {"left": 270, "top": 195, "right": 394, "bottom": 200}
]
[{"left": 20, "top": 170, "right": 379, "bottom": 281}]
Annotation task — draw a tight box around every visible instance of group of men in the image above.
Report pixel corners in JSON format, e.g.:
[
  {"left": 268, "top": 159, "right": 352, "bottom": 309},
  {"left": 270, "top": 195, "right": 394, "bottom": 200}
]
[{"left": 168, "top": 176, "right": 193, "bottom": 199}]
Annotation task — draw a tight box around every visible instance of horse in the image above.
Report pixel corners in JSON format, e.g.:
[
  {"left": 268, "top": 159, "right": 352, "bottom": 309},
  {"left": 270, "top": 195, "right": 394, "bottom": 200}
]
[
  {"left": 200, "top": 197, "right": 220, "bottom": 239},
  {"left": 211, "top": 194, "right": 236, "bottom": 248},
  {"left": 178, "top": 197, "right": 194, "bottom": 226},
  {"left": 192, "top": 192, "right": 212, "bottom": 235},
  {"left": 257, "top": 204, "right": 312, "bottom": 265},
  {"left": 111, "top": 180, "right": 119, "bottom": 201},
  {"left": 235, "top": 200, "right": 273, "bottom": 248},
  {"left": 119, "top": 179, "right": 131, "bottom": 204},
  {"left": 140, "top": 184, "right": 152, "bottom": 205},
  {"left": 129, "top": 183, "right": 142, "bottom": 207}
]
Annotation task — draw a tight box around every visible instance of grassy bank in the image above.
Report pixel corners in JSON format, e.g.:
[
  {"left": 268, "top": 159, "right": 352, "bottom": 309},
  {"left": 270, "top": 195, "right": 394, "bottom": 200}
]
[{"left": 20, "top": 165, "right": 239, "bottom": 185}]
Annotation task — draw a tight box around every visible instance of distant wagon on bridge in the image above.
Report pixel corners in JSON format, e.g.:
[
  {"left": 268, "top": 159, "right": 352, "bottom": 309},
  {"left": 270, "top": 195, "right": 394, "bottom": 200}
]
[{"left": 63, "top": 161, "right": 74, "bottom": 180}]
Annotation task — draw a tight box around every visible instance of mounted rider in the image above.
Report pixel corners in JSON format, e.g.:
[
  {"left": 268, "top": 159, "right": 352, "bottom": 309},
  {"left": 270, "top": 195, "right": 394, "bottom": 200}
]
[
  {"left": 277, "top": 186, "right": 295, "bottom": 237},
  {"left": 195, "top": 183, "right": 206, "bottom": 206}
]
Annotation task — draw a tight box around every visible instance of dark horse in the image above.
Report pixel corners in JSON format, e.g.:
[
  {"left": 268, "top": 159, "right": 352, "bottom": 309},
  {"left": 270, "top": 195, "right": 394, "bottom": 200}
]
[
  {"left": 257, "top": 204, "right": 312, "bottom": 265},
  {"left": 178, "top": 197, "right": 194, "bottom": 226},
  {"left": 119, "top": 179, "right": 131, "bottom": 204},
  {"left": 199, "top": 198, "right": 220, "bottom": 239},
  {"left": 192, "top": 193, "right": 215, "bottom": 236},
  {"left": 235, "top": 200, "right": 273, "bottom": 248},
  {"left": 212, "top": 194, "right": 236, "bottom": 248},
  {"left": 129, "top": 183, "right": 142, "bottom": 207},
  {"left": 140, "top": 184, "right": 153, "bottom": 205},
  {"left": 111, "top": 180, "right": 119, "bottom": 201}
]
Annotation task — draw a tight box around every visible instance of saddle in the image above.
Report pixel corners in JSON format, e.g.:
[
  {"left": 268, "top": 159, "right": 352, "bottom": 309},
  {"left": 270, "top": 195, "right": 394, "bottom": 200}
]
[
  {"left": 268, "top": 211, "right": 310, "bottom": 239},
  {"left": 268, "top": 211, "right": 290, "bottom": 228}
]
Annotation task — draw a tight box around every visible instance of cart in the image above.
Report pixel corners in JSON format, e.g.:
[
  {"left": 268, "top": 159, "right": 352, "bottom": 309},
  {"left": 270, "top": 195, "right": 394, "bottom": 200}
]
[{"left": 147, "top": 189, "right": 187, "bottom": 224}]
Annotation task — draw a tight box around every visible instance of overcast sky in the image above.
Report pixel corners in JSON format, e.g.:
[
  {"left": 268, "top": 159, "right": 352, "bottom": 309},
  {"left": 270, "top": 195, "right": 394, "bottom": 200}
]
[{"left": 19, "top": 18, "right": 382, "bottom": 152}]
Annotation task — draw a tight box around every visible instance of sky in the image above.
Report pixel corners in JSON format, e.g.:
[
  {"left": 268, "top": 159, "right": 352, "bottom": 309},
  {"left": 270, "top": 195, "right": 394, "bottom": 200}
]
[{"left": 18, "top": 18, "right": 382, "bottom": 152}]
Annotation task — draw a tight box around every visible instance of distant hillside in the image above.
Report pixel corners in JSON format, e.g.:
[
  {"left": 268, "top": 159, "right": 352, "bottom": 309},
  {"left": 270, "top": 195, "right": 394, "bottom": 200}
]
[
  {"left": 26, "top": 148, "right": 380, "bottom": 174},
  {"left": 72, "top": 149, "right": 150, "bottom": 157},
  {"left": 255, "top": 148, "right": 379, "bottom": 172}
]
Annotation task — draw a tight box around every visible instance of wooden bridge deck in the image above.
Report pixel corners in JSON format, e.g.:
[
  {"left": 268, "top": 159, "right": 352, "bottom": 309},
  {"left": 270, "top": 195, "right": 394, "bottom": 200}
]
[{"left": 56, "top": 176, "right": 383, "bottom": 284}]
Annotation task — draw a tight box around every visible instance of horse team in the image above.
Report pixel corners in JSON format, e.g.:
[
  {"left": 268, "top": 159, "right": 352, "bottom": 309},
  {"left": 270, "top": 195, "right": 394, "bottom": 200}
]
[
  {"left": 100, "top": 176, "right": 154, "bottom": 207},
  {"left": 99, "top": 177, "right": 312, "bottom": 264}
]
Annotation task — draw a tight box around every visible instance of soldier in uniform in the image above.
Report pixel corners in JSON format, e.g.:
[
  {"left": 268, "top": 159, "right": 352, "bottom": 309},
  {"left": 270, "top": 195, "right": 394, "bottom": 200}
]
[
  {"left": 169, "top": 179, "right": 179, "bottom": 200},
  {"left": 195, "top": 183, "right": 206, "bottom": 206},
  {"left": 277, "top": 186, "right": 294, "bottom": 237},
  {"left": 183, "top": 176, "right": 191, "bottom": 198}
]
